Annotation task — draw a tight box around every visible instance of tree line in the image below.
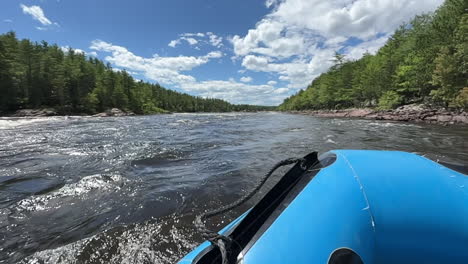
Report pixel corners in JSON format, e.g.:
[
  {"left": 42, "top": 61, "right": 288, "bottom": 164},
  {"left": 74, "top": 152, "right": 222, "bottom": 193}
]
[
  {"left": 0, "top": 32, "right": 274, "bottom": 114},
  {"left": 280, "top": 0, "right": 467, "bottom": 111}
]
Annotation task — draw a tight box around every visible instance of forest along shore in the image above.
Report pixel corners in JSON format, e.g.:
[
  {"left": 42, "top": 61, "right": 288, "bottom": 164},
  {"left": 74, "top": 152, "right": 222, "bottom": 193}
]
[{"left": 290, "top": 104, "right": 468, "bottom": 125}]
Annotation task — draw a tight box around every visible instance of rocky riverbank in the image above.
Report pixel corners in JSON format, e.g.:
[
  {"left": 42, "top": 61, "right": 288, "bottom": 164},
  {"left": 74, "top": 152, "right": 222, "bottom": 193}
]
[
  {"left": 92, "top": 108, "right": 135, "bottom": 117},
  {"left": 291, "top": 104, "right": 468, "bottom": 125},
  {"left": 3, "top": 108, "right": 135, "bottom": 117}
]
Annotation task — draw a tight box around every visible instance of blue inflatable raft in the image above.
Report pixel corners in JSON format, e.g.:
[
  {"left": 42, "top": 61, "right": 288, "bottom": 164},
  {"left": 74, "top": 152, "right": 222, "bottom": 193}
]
[{"left": 179, "top": 150, "right": 468, "bottom": 264}]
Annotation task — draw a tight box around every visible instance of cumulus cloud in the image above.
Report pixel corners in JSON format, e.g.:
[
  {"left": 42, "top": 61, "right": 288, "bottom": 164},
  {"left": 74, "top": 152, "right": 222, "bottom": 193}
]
[
  {"left": 168, "top": 32, "right": 223, "bottom": 48},
  {"left": 90, "top": 40, "right": 225, "bottom": 85},
  {"left": 185, "top": 38, "right": 198, "bottom": 45},
  {"left": 180, "top": 79, "right": 287, "bottom": 105},
  {"left": 20, "top": 4, "right": 53, "bottom": 25},
  {"left": 273, "top": 88, "right": 289, "bottom": 94},
  {"left": 344, "top": 35, "right": 391, "bottom": 60},
  {"left": 265, "top": 0, "right": 279, "bottom": 8},
  {"left": 168, "top": 37, "right": 199, "bottom": 47},
  {"left": 231, "top": 0, "right": 444, "bottom": 97},
  {"left": 241, "top": 50, "right": 335, "bottom": 89},
  {"left": 85, "top": 0, "right": 444, "bottom": 106},
  {"left": 168, "top": 39, "right": 180, "bottom": 48},
  {"left": 60, "top": 46, "right": 86, "bottom": 55},
  {"left": 205, "top": 51, "right": 223, "bottom": 59},
  {"left": 240, "top": 76, "right": 253, "bottom": 83},
  {"left": 89, "top": 40, "right": 287, "bottom": 105},
  {"left": 207, "top": 32, "right": 223, "bottom": 48},
  {"left": 181, "top": 32, "right": 205, "bottom": 37},
  {"left": 271, "top": 0, "right": 443, "bottom": 39}
]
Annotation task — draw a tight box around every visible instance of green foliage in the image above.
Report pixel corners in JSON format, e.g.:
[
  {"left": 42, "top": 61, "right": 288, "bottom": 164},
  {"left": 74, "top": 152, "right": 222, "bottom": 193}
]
[
  {"left": 378, "top": 91, "right": 403, "bottom": 110},
  {"left": 279, "top": 0, "right": 467, "bottom": 111},
  {"left": 82, "top": 92, "right": 99, "bottom": 113},
  {"left": 0, "top": 32, "right": 269, "bottom": 114},
  {"left": 430, "top": 46, "right": 459, "bottom": 106},
  {"left": 141, "top": 102, "right": 168, "bottom": 114},
  {"left": 454, "top": 87, "right": 468, "bottom": 109}
]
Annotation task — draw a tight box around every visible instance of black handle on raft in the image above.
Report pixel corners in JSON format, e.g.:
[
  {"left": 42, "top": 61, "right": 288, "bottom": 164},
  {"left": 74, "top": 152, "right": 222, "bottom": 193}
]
[{"left": 193, "top": 152, "right": 319, "bottom": 264}]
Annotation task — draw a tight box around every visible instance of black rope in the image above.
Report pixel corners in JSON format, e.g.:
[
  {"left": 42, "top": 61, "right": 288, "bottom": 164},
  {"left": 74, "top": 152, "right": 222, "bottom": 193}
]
[{"left": 194, "top": 157, "right": 306, "bottom": 264}]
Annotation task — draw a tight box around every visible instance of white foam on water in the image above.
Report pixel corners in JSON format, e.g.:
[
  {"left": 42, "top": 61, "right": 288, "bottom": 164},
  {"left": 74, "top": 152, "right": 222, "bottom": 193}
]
[
  {"left": 323, "top": 135, "right": 337, "bottom": 144},
  {"left": 22, "top": 235, "right": 91, "bottom": 264},
  {"left": 0, "top": 117, "right": 66, "bottom": 130},
  {"left": 65, "top": 150, "right": 88, "bottom": 156},
  {"left": 288, "top": 128, "right": 304, "bottom": 132},
  {"left": 23, "top": 218, "right": 197, "bottom": 264},
  {"left": 16, "top": 174, "right": 125, "bottom": 212},
  {"left": 368, "top": 121, "right": 421, "bottom": 128}
]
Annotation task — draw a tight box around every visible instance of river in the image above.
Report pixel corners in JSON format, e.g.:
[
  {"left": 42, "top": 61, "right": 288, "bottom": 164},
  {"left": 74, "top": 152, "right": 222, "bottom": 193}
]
[{"left": 0, "top": 112, "right": 467, "bottom": 263}]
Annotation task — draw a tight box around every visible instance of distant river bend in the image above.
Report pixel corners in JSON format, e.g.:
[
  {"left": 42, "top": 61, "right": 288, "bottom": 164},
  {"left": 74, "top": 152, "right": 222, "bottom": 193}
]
[{"left": 0, "top": 113, "right": 467, "bottom": 263}]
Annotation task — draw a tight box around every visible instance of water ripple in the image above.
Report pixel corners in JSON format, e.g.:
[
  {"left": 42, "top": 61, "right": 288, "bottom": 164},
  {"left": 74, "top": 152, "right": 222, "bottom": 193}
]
[{"left": 0, "top": 113, "right": 466, "bottom": 263}]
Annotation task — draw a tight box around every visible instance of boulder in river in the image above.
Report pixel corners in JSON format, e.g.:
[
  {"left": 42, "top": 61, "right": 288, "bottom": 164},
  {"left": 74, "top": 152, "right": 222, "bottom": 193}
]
[{"left": 93, "top": 108, "right": 135, "bottom": 117}]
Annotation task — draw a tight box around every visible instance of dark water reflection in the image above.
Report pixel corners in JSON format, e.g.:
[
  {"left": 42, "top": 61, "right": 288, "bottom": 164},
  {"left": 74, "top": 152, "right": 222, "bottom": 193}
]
[{"left": 0, "top": 113, "right": 466, "bottom": 263}]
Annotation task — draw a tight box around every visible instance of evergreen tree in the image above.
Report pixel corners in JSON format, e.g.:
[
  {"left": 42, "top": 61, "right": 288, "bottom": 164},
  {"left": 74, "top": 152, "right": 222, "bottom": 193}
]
[
  {"left": 279, "top": 0, "right": 468, "bottom": 111},
  {"left": 0, "top": 31, "right": 271, "bottom": 114}
]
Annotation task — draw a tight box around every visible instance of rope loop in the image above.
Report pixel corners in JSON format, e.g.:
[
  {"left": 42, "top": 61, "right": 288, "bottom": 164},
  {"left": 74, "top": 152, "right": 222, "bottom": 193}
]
[{"left": 194, "top": 157, "right": 306, "bottom": 264}]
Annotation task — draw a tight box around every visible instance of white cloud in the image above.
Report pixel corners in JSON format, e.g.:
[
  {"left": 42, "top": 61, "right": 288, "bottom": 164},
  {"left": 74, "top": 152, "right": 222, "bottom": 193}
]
[
  {"left": 3, "top": 19, "right": 13, "bottom": 23},
  {"left": 265, "top": 0, "right": 279, "bottom": 8},
  {"left": 90, "top": 40, "right": 224, "bottom": 85},
  {"left": 74, "top": 49, "right": 86, "bottom": 54},
  {"left": 267, "top": 80, "right": 277, "bottom": 86},
  {"left": 180, "top": 79, "right": 286, "bottom": 105},
  {"left": 185, "top": 37, "right": 198, "bottom": 45},
  {"left": 345, "top": 35, "right": 390, "bottom": 60},
  {"left": 271, "top": 0, "right": 443, "bottom": 39},
  {"left": 228, "top": 0, "right": 444, "bottom": 100},
  {"left": 88, "top": 51, "right": 98, "bottom": 57},
  {"left": 168, "top": 39, "right": 180, "bottom": 48},
  {"left": 181, "top": 32, "right": 205, "bottom": 37},
  {"left": 273, "top": 88, "right": 289, "bottom": 94},
  {"left": 241, "top": 52, "right": 334, "bottom": 89},
  {"left": 89, "top": 40, "right": 286, "bottom": 105},
  {"left": 20, "top": 4, "right": 53, "bottom": 25},
  {"left": 205, "top": 51, "right": 223, "bottom": 59},
  {"left": 60, "top": 46, "right": 86, "bottom": 55},
  {"left": 207, "top": 32, "right": 223, "bottom": 48},
  {"left": 240, "top": 76, "right": 253, "bottom": 83},
  {"left": 168, "top": 32, "right": 223, "bottom": 49},
  {"left": 168, "top": 37, "right": 198, "bottom": 47}
]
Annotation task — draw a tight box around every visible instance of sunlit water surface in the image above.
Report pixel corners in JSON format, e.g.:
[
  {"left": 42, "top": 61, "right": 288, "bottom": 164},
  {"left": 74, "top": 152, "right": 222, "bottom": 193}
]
[{"left": 0, "top": 112, "right": 466, "bottom": 263}]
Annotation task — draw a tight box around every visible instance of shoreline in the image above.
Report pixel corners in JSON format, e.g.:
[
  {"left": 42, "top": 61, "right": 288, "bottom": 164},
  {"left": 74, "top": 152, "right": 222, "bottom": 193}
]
[
  {"left": 288, "top": 104, "right": 468, "bottom": 125},
  {"left": 0, "top": 108, "right": 257, "bottom": 118},
  {"left": 2, "top": 105, "right": 467, "bottom": 125},
  {"left": 0, "top": 108, "right": 138, "bottom": 118}
]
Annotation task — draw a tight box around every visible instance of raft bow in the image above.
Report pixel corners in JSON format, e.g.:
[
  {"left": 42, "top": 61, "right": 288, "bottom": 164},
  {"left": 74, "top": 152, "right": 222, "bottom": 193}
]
[{"left": 179, "top": 150, "right": 468, "bottom": 264}]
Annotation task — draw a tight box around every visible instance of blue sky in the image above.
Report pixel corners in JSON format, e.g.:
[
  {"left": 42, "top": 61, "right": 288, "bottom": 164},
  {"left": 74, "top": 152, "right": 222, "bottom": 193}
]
[{"left": 1, "top": 0, "right": 444, "bottom": 105}]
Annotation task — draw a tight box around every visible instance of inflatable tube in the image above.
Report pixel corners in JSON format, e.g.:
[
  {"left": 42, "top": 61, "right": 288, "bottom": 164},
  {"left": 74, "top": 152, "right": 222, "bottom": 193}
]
[{"left": 179, "top": 150, "right": 468, "bottom": 264}]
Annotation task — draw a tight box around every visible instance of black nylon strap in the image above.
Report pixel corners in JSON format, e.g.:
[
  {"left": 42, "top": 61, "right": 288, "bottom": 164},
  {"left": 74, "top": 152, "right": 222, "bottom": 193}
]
[{"left": 192, "top": 152, "right": 319, "bottom": 264}]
